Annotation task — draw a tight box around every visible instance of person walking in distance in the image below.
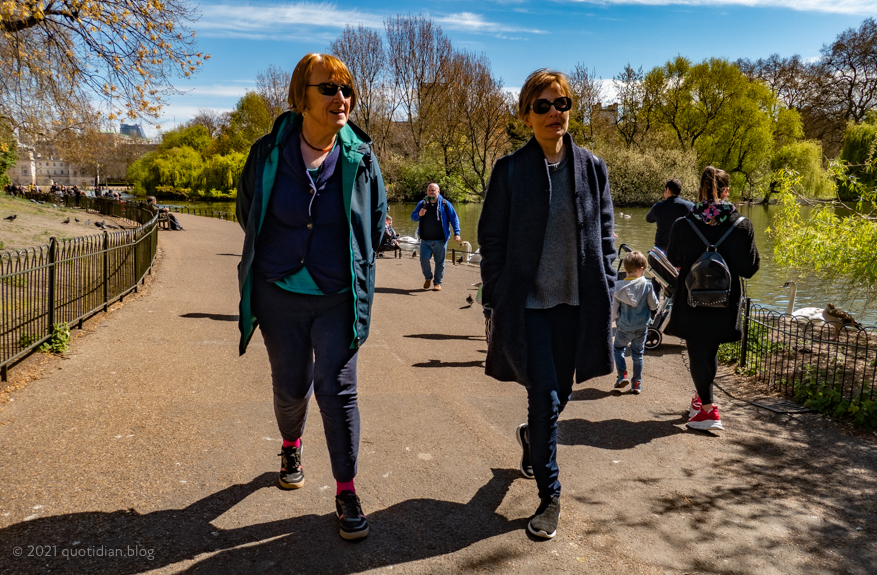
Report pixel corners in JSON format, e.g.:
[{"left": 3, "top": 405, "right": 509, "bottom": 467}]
[
  {"left": 411, "top": 183, "right": 461, "bottom": 291},
  {"left": 478, "top": 69, "right": 617, "bottom": 539}
]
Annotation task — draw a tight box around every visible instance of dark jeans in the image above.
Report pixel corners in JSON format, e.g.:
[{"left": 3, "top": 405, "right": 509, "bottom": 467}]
[
  {"left": 685, "top": 338, "right": 720, "bottom": 405},
  {"left": 419, "top": 239, "right": 448, "bottom": 284},
  {"left": 524, "top": 304, "right": 580, "bottom": 500},
  {"left": 252, "top": 277, "right": 360, "bottom": 483}
]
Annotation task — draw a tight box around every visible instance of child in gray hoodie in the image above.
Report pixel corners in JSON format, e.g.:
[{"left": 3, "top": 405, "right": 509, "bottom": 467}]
[{"left": 612, "top": 251, "right": 659, "bottom": 394}]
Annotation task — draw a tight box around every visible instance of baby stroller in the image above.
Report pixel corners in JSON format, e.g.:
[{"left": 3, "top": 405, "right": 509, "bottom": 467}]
[{"left": 645, "top": 247, "right": 678, "bottom": 350}]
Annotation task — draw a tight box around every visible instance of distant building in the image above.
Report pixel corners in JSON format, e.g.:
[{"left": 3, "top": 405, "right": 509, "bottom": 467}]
[
  {"left": 591, "top": 103, "right": 619, "bottom": 131},
  {"left": 119, "top": 123, "right": 146, "bottom": 139},
  {"left": 8, "top": 148, "right": 91, "bottom": 187}
]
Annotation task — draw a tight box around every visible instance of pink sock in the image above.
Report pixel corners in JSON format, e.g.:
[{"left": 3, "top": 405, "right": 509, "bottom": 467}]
[
  {"left": 282, "top": 438, "right": 301, "bottom": 448},
  {"left": 336, "top": 480, "right": 355, "bottom": 495}
]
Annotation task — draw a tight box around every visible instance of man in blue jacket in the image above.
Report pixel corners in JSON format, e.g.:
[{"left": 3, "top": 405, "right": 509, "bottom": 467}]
[
  {"left": 645, "top": 178, "right": 693, "bottom": 252},
  {"left": 411, "top": 183, "right": 461, "bottom": 291}
]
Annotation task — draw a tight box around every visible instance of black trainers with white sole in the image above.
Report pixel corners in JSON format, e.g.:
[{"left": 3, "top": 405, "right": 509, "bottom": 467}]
[
  {"left": 515, "top": 423, "right": 535, "bottom": 479},
  {"left": 527, "top": 496, "right": 560, "bottom": 539},
  {"left": 278, "top": 444, "right": 304, "bottom": 489},
  {"left": 336, "top": 490, "right": 369, "bottom": 540}
]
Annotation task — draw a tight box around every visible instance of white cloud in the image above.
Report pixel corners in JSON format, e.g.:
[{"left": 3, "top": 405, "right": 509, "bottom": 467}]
[
  {"left": 563, "top": 0, "right": 876, "bottom": 15},
  {"left": 178, "top": 84, "right": 255, "bottom": 98},
  {"left": 197, "top": 2, "right": 384, "bottom": 33},
  {"left": 435, "top": 12, "right": 547, "bottom": 34},
  {"left": 197, "top": 2, "right": 547, "bottom": 37}
]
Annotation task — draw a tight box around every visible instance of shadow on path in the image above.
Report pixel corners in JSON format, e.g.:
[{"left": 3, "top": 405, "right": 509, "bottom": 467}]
[
  {"left": 558, "top": 415, "right": 687, "bottom": 449},
  {"left": 404, "top": 333, "right": 483, "bottom": 341},
  {"left": 374, "top": 287, "right": 423, "bottom": 296},
  {"left": 413, "top": 359, "right": 485, "bottom": 368},
  {"left": 177, "top": 468, "right": 525, "bottom": 574},
  {"left": 180, "top": 312, "right": 239, "bottom": 322},
  {"left": 0, "top": 470, "right": 525, "bottom": 575}
]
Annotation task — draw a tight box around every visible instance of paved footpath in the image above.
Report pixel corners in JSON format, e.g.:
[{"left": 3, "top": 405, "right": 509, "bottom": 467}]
[{"left": 1, "top": 215, "right": 875, "bottom": 575}]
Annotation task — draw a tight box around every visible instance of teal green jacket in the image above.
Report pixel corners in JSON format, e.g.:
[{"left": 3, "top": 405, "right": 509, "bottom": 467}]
[{"left": 236, "top": 112, "right": 387, "bottom": 354}]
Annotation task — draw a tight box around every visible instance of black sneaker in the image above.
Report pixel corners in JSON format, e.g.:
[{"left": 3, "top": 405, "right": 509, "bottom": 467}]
[
  {"left": 515, "top": 423, "right": 534, "bottom": 479},
  {"left": 528, "top": 496, "right": 560, "bottom": 539},
  {"left": 278, "top": 445, "right": 304, "bottom": 489},
  {"left": 335, "top": 490, "right": 369, "bottom": 540}
]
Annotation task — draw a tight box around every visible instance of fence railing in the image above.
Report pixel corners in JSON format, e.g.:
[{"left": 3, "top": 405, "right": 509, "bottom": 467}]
[
  {"left": 166, "top": 206, "right": 237, "bottom": 223},
  {"left": 726, "top": 301, "right": 876, "bottom": 404},
  {"left": 1, "top": 195, "right": 159, "bottom": 380}
]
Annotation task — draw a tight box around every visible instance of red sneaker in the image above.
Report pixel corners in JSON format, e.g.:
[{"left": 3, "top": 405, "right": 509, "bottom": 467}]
[
  {"left": 689, "top": 393, "right": 703, "bottom": 418},
  {"left": 687, "top": 406, "right": 724, "bottom": 431}
]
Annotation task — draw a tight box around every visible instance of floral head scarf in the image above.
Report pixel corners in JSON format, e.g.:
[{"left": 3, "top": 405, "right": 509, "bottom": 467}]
[{"left": 691, "top": 200, "right": 737, "bottom": 226}]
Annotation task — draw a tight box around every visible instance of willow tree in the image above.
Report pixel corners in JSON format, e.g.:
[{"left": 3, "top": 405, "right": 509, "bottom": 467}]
[{"left": 0, "top": 0, "right": 208, "bottom": 137}]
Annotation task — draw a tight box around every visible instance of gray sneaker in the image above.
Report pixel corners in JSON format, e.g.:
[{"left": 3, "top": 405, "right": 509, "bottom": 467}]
[
  {"left": 515, "top": 423, "right": 534, "bottom": 479},
  {"left": 528, "top": 496, "right": 560, "bottom": 539}
]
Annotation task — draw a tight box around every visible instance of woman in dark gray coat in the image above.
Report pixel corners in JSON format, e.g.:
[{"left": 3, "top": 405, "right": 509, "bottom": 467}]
[
  {"left": 478, "top": 69, "right": 617, "bottom": 539},
  {"left": 666, "top": 166, "right": 760, "bottom": 432}
]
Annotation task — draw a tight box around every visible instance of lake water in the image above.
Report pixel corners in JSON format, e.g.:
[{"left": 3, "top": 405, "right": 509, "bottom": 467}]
[{"left": 167, "top": 199, "right": 876, "bottom": 327}]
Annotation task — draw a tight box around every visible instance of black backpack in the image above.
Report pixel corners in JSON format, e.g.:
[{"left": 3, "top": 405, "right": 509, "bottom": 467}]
[{"left": 684, "top": 217, "right": 745, "bottom": 308}]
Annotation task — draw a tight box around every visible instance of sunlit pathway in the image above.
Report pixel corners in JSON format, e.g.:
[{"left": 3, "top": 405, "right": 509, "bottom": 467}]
[{"left": 0, "top": 215, "right": 874, "bottom": 574}]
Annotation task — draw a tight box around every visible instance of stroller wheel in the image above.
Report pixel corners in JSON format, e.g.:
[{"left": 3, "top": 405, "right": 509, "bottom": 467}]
[{"left": 645, "top": 328, "right": 662, "bottom": 350}]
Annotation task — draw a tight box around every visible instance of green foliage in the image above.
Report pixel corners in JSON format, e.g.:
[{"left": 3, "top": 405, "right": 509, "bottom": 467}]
[
  {"left": 770, "top": 141, "right": 832, "bottom": 199},
  {"left": 717, "top": 342, "right": 739, "bottom": 364},
  {"left": 770, "top": 169, "right": 877, "bottom": 300},
  {"left": 380, "top": 150, "right": 475, "bottom": 203},
  {"left": 793, "top": 365, "right": 877, "bottom": 429},
  {"left": 18, "top": 333, "right": 40, "bottom": 348},
  {"left": 158, "top": 125, "right": 212, "bottom": 154},
  {"left": 38, "top": 323, "right": 71, "bottom": 354},
  {"left": 838, "top": 117, "right": 877, "bottom": 200},
  {"left": 597, "top": 144, "right": 699, "bottom": 206},
  {"left": 211, "top": 92, "right": 273, "bottom": 156},
  {"left": 0, "top": 121, "right": 18, "bottom": 187}
]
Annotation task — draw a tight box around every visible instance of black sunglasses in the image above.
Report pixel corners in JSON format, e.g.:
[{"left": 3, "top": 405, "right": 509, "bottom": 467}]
[
  {"left": 307, "top": 83, "right": 354, "bottom": 98},
  {"left": 529, "top": 97, "right": 572, "bottom": 114}
]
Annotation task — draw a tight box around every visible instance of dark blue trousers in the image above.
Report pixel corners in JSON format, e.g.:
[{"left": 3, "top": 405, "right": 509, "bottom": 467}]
[
  {"left": 252, "top": 277, "right": 360, "bottom": 483},
  {"left": 524, "top": 304, "right": 580, "bottom": 500}
]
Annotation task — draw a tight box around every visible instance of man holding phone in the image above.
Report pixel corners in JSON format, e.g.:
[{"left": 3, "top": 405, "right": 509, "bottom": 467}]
[{"left": 411, "top": 183, "right": 461, "bottom": 291}]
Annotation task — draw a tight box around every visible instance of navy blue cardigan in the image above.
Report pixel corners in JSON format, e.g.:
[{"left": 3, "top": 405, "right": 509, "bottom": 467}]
[{"left": 478, "top": 135, "right": 617, "bottom": 387}]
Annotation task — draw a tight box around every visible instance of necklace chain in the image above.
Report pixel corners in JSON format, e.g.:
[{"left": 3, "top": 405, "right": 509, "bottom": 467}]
[{"left": 301, "top": 131, "right": 335, "bottom": 153}]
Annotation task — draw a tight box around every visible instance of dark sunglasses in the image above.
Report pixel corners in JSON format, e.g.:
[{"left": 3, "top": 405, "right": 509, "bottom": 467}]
[
  {"left": 307, "top": 83, "right": 354, "bottom": 98},
  {"left": 529, "top": 97, "right": 572, "bottom": 114}
]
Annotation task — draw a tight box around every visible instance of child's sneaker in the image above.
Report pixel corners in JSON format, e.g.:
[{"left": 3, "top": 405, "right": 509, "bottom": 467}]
[
  {"left": 689, "top": 393, "right": 703, "bottom": 418},
  {"left": 631, "top": 380, "right": 642, "bottom": 394},
  {"left": 614, "top": 372, "right": 630, "bottom": 388},
  {"left": 687, "top": 406, "right": 724, "bottom": 431}
]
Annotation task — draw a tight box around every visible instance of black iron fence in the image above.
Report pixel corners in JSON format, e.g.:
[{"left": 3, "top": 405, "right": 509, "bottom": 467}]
[
  {"left": 725, "top": 301, "right": 876, "bottom": 404},
  {"left": 1, "top": 195, "right": 158, "bottom": 380},
  {"left": 166, "top": 206, "right": 237, "bottom": 223}
]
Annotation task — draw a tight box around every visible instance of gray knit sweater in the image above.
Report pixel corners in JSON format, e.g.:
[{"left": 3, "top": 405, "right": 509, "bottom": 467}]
[{"left": 526, "top": 153, "right": 579, "bottom": 308}]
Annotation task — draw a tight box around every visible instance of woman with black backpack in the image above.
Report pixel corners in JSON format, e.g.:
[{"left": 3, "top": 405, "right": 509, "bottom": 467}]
[{"left": 665, "top": 166, "right": 760, "bottom": 431}]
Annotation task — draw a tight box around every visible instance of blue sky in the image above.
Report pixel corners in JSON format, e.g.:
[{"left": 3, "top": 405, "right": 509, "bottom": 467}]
[{"left": 150, "top": 0, "right": 874, "bottom": 135}]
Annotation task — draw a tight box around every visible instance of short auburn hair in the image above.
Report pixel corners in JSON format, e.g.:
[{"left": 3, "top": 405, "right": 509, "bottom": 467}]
[
  {"left": 518, "top": 68, "right": 573, "bottom": 120},
  {"left": 288, "top": 53, "right": 357, "bottom": 114},
  {"left": 622, "top": 251, "right": 648, "bottom": 275}
]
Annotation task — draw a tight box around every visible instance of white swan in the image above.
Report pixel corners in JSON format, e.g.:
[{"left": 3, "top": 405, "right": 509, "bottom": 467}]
[
  {"left": 782, "top": 281, "right": 824, "bottom": 324},
  {"left": 397, "top": 236, "right": 419, "bottom": 244},
  {"left": 458, "top": 241, "right": 473, "bottom": 263}
]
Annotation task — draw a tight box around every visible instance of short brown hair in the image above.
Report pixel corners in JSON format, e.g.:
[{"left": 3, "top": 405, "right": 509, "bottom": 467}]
[
  {"left": 697, "top": 166, "right": 730, "bottom": 203},
  {"left": 518, "top": 69, "right": 573, "bottom": 120},
  {"left": 288, "top": 53, "right": 357, "bottom": 114},
  {"left": 622, "top": 251, "right": 648, "bottom": 275}
]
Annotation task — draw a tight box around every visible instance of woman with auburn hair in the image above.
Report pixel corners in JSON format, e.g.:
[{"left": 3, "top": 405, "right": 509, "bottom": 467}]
[
  {"left": 478, "top": 68, "right": 617, "bottom": 539},
  {"left": 236, "top": 53, "right": 387, "bottom": 540},
  {"left": 665, "top": 166, "right": 759, "bottom": 431}
]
